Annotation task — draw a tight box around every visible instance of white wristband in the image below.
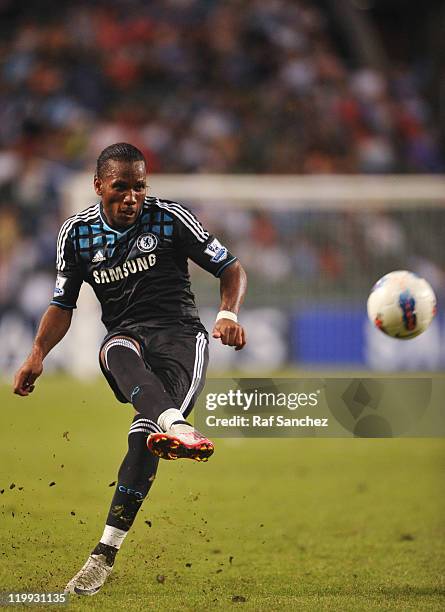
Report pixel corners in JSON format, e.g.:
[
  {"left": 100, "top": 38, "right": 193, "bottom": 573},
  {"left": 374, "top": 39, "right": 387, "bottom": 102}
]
[{"left": 216, "top": 310, "right": 238, "bottom": 323}]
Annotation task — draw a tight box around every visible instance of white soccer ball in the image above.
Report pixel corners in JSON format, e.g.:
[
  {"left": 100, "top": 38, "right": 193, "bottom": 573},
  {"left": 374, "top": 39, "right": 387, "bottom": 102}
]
[{"left": 367, "top": 270, "right": 437, "bottom": 339}]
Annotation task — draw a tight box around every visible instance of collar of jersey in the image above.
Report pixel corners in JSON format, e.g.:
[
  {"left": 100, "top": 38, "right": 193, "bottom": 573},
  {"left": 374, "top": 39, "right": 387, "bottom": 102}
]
[{"left": 99, "top": 202, "right": 141, "bottom": 238}]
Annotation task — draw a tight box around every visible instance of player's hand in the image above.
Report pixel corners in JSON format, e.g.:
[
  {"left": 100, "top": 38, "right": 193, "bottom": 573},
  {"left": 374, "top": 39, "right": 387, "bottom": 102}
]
[
  {"left": 13, "top": 351, "right": 43, "bottom": 396},
  {"left": 212, "top": 319, "right": 246, "bottom": 351}
]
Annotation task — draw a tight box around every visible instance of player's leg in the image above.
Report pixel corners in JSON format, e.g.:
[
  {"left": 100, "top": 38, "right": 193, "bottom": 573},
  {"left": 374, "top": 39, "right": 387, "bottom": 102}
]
[
  {"left": 65, "top": 413, "right": 159, "bottom": 595},
  {"left": 65, "top": 331, "right": 207, "bottom": 595},
  {"left": 145, "top": 329, "right": 214, "bottom": 461},
  {"left": 99, "top": 335, "right": 184, "bottom": 428},
  {"left": 101, "top": 332, "right": 213, "bottom": 460},
  {"left": 65, "top": 329, "right": 212, "bottom": 595},
  {"left": 95, "top": 412, "right": 160, "bottom": 556}
]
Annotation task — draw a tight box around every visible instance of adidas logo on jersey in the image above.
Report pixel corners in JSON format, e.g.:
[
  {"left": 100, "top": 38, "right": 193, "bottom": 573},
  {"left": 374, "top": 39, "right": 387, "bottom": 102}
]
[{"left": 92, "top": 250, "right": 106, "bottom": 263}]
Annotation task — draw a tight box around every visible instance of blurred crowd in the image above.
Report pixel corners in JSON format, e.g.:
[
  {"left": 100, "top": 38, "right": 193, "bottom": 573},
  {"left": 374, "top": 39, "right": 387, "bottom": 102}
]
[
  {"left": 0, "top": 0, "right": 442, "bottom": 176},
  {"left": 194, "top": 205, "right": 445, "bottom": 304},
  {"left": 0, "top": 0, "right": 443, "bottom": 325}
]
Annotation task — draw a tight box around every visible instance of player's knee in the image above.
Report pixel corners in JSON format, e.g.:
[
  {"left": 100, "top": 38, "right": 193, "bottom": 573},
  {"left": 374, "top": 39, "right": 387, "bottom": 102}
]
[{"left": 101, "top": 336, "right": 142, "bottom": 371}]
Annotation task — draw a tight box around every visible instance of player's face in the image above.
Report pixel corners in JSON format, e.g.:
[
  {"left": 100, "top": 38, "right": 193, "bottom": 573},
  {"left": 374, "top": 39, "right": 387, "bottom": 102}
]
[{"left": 95, "top": 160, "right": 147, "bottom": 229}]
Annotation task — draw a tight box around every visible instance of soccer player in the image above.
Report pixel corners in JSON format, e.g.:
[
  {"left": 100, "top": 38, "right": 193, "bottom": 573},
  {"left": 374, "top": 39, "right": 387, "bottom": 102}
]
[{"left": 13, "top": 143, "right": 247, "bottom": 595}]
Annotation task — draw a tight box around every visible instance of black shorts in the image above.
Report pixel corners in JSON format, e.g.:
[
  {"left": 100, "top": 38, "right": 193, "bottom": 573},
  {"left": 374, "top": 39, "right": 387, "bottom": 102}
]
[{"left": 99, "top": 323, "right": 209, "bottom": 419}]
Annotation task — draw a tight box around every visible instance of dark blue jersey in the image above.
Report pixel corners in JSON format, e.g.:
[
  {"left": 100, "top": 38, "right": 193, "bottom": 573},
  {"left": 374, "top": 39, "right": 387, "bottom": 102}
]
[{"left": 51, "top": 196, "right": 236, "bottom": 331}]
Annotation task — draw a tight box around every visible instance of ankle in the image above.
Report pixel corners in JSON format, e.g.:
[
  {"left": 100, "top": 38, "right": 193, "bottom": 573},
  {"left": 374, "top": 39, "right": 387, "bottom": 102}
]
[
  {"left": 91, "top": 542, "right": 118, "bottom": 567},
  {"left": 158, "top": 408, "right": 186, "bottom": 431}
]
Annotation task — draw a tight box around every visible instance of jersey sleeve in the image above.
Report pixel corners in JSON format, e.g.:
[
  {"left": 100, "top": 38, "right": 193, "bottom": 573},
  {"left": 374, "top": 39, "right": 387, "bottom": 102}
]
[
  {"left": 174, "top": 205, "right": 237, "bottom": 277},
  {"left": 50, "top": 224, "right": 83, "bottom": 310}
]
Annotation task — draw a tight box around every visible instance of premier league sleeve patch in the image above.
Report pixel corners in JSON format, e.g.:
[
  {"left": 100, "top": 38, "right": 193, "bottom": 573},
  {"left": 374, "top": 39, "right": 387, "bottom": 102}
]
[
  {"left": 54, "top": 274, "right": 67, "bottom": 297},
  {"left": 204, "top": 238, "right": 228, "bottom": 263}
]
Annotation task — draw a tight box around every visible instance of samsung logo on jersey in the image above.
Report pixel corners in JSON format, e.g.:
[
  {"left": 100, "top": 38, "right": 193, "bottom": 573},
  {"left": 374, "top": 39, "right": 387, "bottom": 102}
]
[{"left": 93, "top": 255, "right": 156, "bottom": 284}]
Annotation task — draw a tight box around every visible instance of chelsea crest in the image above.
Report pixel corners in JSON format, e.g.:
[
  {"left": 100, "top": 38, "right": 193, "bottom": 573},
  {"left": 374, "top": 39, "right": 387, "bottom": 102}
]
[{"left": 136, "top": 233, "right": 158, "bottom": 253}]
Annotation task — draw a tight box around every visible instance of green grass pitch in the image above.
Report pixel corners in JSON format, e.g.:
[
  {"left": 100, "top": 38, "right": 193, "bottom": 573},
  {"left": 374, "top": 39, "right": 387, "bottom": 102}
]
[{"left": 0, "top": 376, "right": 444, "bottom": 611}]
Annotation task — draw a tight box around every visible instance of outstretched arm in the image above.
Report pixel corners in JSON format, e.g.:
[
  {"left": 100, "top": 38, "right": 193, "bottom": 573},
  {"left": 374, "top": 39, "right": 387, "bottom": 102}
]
[
  {"left": 212, "top": 260, "right": 247, "bottom": 351},
  {"left": 13, "top": 305, "right": 73, "bottom": 396}
]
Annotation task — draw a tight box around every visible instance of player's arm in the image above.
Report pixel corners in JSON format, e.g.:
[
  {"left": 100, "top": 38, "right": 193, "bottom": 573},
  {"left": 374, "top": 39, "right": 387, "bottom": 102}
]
[
  {"left": 14, "top": 221, "right": 83, "bottom": 396},
  {"left": 212, "top": 260, "right": 247, "bottom": 351},
  {"left": 172, "top": 201, "right": 247, "bottom": 350},
  {"left": 13, "top": 305, "right": 73, "bottom": 396}
]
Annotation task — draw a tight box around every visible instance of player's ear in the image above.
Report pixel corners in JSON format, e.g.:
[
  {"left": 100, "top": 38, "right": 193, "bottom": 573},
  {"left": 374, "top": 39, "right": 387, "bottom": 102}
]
[{"left": 94, "top": 175, "right": 103, "bottom": 197}]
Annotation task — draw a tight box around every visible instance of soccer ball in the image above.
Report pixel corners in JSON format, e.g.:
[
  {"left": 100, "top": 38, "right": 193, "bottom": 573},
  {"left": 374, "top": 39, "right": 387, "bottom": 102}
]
[{"left": 367, "top": 270, "right": 437, "bottom": 339}]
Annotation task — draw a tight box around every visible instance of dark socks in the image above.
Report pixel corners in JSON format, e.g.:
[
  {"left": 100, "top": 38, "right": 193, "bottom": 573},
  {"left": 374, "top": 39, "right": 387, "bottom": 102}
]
[
  {"left": 107, "top": 415, "right": 159, "bottom": 531},
  {"left": 104, "top": 343, "right": 175, "bottom": 423},
  {"left": 93, "top": 415, "right": 159, "bottom": 564}
]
